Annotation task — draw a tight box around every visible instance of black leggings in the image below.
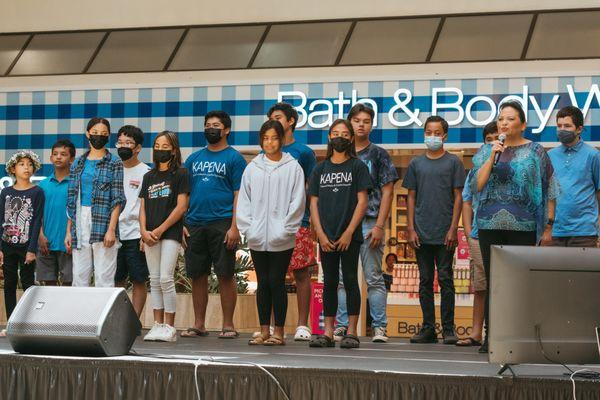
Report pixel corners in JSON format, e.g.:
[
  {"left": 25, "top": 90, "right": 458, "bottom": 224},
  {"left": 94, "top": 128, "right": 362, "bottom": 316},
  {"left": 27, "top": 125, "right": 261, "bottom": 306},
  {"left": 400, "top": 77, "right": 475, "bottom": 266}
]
[
  {"left": 250, "top": 249, "right": 294, "bottom": 327},
  {"left": 2, "top": 243, "right": 35, "bottom": 320},
  {"left": 321, "top": 241, "right": 361, "bottom": 317},
  {"left": 478, "top": 229, "right": 536, "bottom": 340}
]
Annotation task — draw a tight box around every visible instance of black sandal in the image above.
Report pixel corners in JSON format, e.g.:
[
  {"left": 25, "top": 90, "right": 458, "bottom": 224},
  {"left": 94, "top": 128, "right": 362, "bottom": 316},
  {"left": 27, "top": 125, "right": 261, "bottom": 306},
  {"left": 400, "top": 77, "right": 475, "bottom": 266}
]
[
  {"left": 455, "top": 337, "right": 482, "bottom": 347},
  {"left": 340, "top": 334, "right": 360, "bottom": 349},
  {"left": 309, "top": 334, "right": 335, "bottom": 348}
]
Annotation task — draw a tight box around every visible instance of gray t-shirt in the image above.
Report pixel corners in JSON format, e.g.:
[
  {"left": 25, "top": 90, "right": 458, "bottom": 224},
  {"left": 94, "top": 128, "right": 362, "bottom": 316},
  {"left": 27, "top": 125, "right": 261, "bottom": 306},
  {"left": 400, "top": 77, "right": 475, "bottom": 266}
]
[{"left": 402, "top": 152, "right": 465, "bottom": 245}]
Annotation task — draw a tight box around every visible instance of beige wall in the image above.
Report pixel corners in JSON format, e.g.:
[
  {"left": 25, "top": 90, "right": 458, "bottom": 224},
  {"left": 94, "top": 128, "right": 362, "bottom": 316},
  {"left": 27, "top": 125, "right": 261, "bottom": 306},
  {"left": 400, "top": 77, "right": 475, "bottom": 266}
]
[
  {"left": 1, "top": 0, "right": 598, "bottom": 33},
  {"left": 1, "top": 59, "right": 599, "bottom": 92}
]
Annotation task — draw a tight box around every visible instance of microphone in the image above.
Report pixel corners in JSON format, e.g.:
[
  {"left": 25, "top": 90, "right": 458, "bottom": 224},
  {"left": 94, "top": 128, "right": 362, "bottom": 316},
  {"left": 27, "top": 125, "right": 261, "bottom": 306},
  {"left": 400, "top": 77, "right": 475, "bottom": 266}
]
[{"left": 493, "top": 134, "right": 506, "bottom": 166}]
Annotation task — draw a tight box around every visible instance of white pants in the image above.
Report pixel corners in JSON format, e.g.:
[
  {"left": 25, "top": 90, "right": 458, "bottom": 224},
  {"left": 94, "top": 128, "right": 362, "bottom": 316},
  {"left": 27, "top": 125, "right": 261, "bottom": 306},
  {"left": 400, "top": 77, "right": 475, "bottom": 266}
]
[
  {"left": 144, "top": 239, "right": 180, "bottom": 313},
  {"left": 72, "top": 206, "right": 120, "bottom": 287}
]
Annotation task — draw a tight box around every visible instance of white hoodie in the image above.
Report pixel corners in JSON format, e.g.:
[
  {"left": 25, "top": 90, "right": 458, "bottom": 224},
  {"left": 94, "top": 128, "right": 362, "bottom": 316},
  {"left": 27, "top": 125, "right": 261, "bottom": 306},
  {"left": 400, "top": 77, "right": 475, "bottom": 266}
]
[{"left": 236, "top": 153, "right": 306, "bottom": 252}]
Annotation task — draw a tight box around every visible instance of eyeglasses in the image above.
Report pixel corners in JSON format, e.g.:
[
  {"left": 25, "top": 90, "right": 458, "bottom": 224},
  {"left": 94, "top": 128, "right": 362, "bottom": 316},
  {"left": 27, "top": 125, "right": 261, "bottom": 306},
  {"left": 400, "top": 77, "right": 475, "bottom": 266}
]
[{"left": 116, "top": 142, "right": 137, "bottom": 149}]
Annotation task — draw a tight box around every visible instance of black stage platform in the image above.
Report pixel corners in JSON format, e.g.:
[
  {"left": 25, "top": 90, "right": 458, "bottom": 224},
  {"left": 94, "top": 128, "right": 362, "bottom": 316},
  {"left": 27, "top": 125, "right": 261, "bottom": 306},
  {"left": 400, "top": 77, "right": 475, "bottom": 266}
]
[{"left": 0, "top": 332, "right": 599, "bottom": 400}]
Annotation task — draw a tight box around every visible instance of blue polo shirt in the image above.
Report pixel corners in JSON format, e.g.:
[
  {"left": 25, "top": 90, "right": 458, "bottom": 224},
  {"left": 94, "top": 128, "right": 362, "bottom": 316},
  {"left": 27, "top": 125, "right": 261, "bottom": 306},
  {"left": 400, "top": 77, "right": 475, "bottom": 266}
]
[
  {"left": 548, "top": 140, "right": 600, "bottom": 237},
  {"left": 462, "top": 171, "right": 478, "bottom": 239},
  {"left": 38, "top": 173, "right": 70, "bottom": 252}
]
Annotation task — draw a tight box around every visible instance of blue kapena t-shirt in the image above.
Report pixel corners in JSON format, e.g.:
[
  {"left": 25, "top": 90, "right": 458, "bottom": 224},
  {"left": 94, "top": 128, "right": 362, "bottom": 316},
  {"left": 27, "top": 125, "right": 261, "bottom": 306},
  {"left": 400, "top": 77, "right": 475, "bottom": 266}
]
[{"left": 184, "top": 146, "right": 247, "bottom": 226}]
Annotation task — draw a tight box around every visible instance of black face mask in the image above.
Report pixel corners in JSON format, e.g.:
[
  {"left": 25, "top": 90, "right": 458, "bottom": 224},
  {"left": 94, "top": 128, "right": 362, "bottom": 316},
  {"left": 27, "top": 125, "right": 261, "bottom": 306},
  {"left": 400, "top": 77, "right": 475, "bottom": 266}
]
[
  {"left": 153, "top": 149, "right": 173, "bottom": 164},
  {"left": 330, "top": 137, "right": 352, "bottom": 153},
  {"left": 89, "top": 134, "right": 109, "bottom": 150},
  {"left": 117, "top": 147, "right": 134, "bottom": 161},
  {"left": 204, "top": 128, "right": 223, "bottom": 144}
]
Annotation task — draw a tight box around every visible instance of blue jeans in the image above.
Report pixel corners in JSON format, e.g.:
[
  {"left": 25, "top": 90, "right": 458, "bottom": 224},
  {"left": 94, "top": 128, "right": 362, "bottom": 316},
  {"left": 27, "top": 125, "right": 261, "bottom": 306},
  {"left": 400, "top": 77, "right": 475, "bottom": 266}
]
[{"left": 336, "top": 218, "right": 387, "bottom": 328}]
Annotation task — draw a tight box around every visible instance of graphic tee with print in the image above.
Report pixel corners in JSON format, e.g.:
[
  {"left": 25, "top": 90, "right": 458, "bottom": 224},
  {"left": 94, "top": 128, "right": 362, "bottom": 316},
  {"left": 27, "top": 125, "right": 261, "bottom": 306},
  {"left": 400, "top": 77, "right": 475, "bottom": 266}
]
[
  {"left": 357, "top": 143, "right": 399, "bottom": 218},
  {"left": 0, "top": 186, "right": 45, "bottom": 252},
  {"left": 120, "top": 162, "right": 151, "bottom": 240},
  {"left": 139, "top": 168, "right": 190, "bottom": 243},
  {"left": 308, "top": 158, "right": 372, "bottom": 243},
  {"left": 184, "top": 146, "right": 247, "bottom": 226}
]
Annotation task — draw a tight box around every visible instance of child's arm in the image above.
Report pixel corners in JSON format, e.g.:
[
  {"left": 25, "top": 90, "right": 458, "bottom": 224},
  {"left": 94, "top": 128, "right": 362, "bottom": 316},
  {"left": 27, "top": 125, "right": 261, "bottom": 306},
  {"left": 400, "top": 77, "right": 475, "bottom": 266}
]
[
  {"left": 283, "top": 165, "right": 306, "bottom": 233},
  {"left": 0, "top": 191, "right": 5, "bottom": 266},
  {"left": 28, "top": 189, "right": 45, "bottom": 252},
  {"left": 26, "top": 189, "right": 45, "bottom": 262},
  {"left": 235, "top": 170, "right": 253, "bottom": 237},
  {"left": 407, "top": 189, "right": 420, "bottom": 249},
  {"left": 104, "top": 205, "right": 121, "bottom": 248},
  {"left": 334, "top": 190, "right": 368, "bottom": 252},
  {"left": 310, "top": 196, "right": 335, "bottom": 252},
  {"left": 151, "top": 193, "right": 189, "bottom": 241},
  {"left": 445, "top": 188, "right": 462, "bottom": 249},
  {"left": 105, "top": 160, "right": 126, "bottom": 248},
  {"left": 38, "top": 226, "right": 49, "bottom": 256},
  {"left": 139, "top": 198, "right": 156, "bottom": 246},
  {"left": 65, "top": 219, "right": 72, "bottom": 254}
]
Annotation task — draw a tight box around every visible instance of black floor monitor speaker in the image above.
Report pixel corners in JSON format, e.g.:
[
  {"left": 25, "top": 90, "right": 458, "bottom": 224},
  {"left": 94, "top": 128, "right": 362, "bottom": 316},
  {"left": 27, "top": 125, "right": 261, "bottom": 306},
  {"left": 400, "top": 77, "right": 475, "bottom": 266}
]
[{"left": 6, "top": 286, "right": 141, "bottom": 356}]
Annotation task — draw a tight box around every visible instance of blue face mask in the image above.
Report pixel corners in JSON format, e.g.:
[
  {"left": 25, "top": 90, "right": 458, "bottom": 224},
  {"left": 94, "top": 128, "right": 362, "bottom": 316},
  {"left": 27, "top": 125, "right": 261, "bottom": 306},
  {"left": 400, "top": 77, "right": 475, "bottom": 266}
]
[{"left": 424, "top": 135, "right": 443, "bottom": 151}]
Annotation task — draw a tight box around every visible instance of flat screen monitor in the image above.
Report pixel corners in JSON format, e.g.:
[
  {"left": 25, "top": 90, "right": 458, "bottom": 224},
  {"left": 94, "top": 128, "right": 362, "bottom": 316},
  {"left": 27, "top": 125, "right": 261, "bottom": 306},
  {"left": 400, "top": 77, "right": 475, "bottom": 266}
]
[{"left": 489, "top": 245, "right": 600, "bottom": 365}]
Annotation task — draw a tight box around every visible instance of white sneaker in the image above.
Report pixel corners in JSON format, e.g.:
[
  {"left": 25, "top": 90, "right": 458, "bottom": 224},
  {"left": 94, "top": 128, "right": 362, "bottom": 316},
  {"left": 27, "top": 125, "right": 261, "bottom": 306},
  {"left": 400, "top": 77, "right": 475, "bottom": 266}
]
[
  {"left": 372, "top": 326, "right": 389, "bottom": 343},
  {"left": 157, "top": 324, "right": 177, "bottom": 342},
  {"left": 144, "top": 322, "right": 163, "bottom": 341}
]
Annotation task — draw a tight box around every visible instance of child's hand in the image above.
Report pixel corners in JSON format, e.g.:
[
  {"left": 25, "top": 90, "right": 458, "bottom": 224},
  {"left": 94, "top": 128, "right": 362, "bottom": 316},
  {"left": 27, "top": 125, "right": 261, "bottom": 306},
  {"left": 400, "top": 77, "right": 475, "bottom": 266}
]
[
  {"left": 0, "top": 250, "right": 3, "bottom": 267},
  {"left": 64, "top": 232, "right": 72, "bottom": 254},
  {"left": 407, "top": 228, "right": 420, "bottom": 249},
  {"left": 444, "top": 228, "right": 458, "bottom": 249},
  {"left": 182, "top": 226, "right": 190, "bottom": 249},
  {"left": 104, "top": 228, "right": 116, "bottom": 248},
  {"left": 141, "top": 230, "right": 157, "bottom": 247},
  {"left": 318, "top": 232, "right": 335, "bottom": 252},
  {"left": 151, "top": 227, "right": 163, "bottom": 242},
  {"left": 25, "top": 252, "right": 36, "bottom": 264},
  {"left": 334, "top": 230, "right": 353, "bottom": 252},
  {"left": 39, "top": 232, "right": 50, "bottom": 256}
]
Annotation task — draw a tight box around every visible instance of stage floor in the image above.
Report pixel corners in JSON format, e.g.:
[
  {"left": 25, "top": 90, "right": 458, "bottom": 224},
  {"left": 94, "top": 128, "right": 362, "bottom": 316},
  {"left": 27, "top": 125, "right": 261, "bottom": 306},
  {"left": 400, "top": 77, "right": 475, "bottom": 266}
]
[{"left": 1, "top": 332, "right": 600, "bottom": 399}]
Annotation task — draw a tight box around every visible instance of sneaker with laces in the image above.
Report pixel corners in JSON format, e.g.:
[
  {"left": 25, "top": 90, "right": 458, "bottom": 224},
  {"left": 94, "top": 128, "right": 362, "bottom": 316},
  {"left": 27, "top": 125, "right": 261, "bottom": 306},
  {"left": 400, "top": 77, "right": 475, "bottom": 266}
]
[
  {"left": 333, "top": 326, "right": 347, "bottom": 342},
  {"left": 442, "top": 329, "right": 459, "bottom": 345},
  {"left": 372, "top": 326, "right": 389, "bottom": 343},
  {"left": 144, "top": 322, "right": 162, "bottom": 341},
  {"left": 157, "top": 324, "right": 177, "bottom": 342},
  {"left": 410, "top": 328, "right": 438, "bottom": 344}
]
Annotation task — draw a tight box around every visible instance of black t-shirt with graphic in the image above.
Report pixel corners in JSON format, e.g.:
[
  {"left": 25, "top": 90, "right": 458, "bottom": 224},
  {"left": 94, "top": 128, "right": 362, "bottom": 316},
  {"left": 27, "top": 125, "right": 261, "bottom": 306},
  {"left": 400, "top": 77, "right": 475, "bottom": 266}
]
[
  {"left": 309, "top": 157, "right": 372, "bottom": 243},
  {"left": 0, "top": 186, "right": 45, "bottom": 252},
  {"left": 139, "top": 167, "right": 190, "bottom": 243}
]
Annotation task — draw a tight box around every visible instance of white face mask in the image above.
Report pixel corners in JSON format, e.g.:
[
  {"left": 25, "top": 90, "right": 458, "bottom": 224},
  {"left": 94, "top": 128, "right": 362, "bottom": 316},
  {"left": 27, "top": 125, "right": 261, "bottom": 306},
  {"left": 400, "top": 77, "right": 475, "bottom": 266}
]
[{"left": 424, "top": 136, "right": 443, "bottom": 150}]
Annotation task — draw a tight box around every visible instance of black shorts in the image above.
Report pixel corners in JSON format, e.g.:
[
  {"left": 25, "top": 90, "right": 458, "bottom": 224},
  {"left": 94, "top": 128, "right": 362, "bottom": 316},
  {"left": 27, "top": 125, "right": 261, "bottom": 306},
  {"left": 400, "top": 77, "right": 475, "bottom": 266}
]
[
  {"left": 185, "top": 219, "right": 236, "bottom": 279},
  {"left": 116, "top": 239, "right": 149, "bottom": 283}
]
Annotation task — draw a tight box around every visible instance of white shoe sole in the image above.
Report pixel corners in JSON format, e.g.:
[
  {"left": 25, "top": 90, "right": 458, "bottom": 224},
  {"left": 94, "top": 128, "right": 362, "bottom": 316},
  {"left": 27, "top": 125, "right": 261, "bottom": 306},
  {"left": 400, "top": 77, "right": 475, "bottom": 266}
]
[
  {"left": 155, "top": 335, "right": 177, "bottom": 343},
  {"left": 372, "top": 336, "right": 388, "bottom": 343}
]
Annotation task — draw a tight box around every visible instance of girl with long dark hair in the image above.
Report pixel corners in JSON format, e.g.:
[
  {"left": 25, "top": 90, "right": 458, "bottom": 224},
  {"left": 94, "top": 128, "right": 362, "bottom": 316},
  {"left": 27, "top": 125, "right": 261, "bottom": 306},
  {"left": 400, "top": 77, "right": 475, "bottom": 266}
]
[
  {"left": 139, "top": 131, "right": 190, "bottom": 342},
  {"left": 308, "top": 119, "right": 372, "bottom": 349}
]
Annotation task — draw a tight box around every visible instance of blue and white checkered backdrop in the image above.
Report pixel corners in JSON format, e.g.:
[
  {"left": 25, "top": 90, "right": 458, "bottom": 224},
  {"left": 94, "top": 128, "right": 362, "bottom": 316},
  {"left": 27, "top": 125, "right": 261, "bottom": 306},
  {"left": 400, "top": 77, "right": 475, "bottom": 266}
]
[{"left": 1, "top": 75, "right": 599, "bottom": 178}]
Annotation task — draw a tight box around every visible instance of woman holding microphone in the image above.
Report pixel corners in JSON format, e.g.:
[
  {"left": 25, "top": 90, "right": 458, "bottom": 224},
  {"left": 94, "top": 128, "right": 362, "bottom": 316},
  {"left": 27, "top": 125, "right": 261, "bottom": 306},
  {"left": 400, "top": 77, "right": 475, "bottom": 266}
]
[{"left": 473, "top": 100, "right": 559, "bottom": 353}]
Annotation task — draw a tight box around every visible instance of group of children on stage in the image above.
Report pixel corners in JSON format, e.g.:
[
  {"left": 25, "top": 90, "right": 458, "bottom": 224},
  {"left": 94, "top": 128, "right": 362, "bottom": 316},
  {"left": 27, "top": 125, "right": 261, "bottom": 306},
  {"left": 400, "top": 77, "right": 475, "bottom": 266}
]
[{"left": 1, "top": 101, "right": 598, "bottom": 353}]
